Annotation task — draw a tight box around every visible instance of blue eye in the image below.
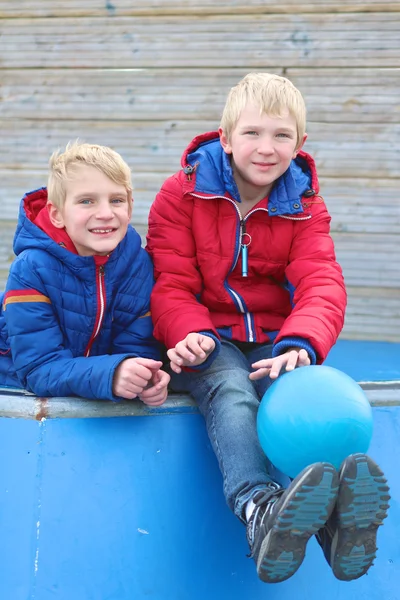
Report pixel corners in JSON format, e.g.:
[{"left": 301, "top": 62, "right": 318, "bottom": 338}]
[
  {"left": 245, "top": 131, "right": 258, "bottom": 136},
  {"left": 79, "top": 198, "right": 92, "bottom": 205},
  {"left": 111, "top": 198, "right": 125, "bottom": 204}
]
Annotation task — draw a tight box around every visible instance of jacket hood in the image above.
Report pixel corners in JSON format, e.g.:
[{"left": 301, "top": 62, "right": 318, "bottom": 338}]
[
  {"left": 181, "top": 131, "right": 319, "bottom": 216},
  {"left": 13, "top": 187, "right": 140, "bottom": 277},
  {"left": 19, "top": 187, "right": 79, "bottom": 255}
]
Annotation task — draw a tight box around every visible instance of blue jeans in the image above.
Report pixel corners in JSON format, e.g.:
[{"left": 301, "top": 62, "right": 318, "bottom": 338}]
[{"left": 169, "top": 340, "right": 280, "bottom": 523}]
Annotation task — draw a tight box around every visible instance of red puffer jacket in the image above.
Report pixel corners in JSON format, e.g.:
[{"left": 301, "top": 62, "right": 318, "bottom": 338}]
[{"left": 146, "top": 132, "right": 346, "bottom": 364}]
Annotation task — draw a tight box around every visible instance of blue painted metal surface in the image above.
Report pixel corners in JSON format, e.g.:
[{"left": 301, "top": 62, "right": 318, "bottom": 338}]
[
  {"left": 325, "top": 340, "right": 400, "bottom": 382},
  {"left": 1, "top": 406, "right": 399, "bottom": 600}
]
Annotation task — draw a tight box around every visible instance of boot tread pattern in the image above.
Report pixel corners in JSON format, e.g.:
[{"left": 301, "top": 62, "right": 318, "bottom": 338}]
[
  {"left": 333, "top": 453, "right": 390, "bottom": 581},
  {"left": 258, "top": 464, "right": 338, "bottom": 584}
]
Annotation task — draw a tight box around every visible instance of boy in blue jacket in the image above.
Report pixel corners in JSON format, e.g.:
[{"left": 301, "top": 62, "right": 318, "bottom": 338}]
[{"left": 0, "top": 142, "right": 169, "bottom": 404}]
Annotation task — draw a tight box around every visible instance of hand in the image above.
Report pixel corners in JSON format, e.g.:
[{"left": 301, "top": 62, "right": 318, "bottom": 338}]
[
  {"left": 249, "top": 348, "right": 311, "bottom": 381},
  {"left": 167, "top": 333, "right": 216, "bottom": 374},
  {"left": 139, "top": 368, "right": 170, "bottom": 407},
  {"left": 113, "top": 357, "right": 164, "bottom": 399}
]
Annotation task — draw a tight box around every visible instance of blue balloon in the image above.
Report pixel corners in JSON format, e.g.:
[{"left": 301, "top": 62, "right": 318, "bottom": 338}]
[{"left": 257, "top": 365, "right": 373, "bottom": 478}]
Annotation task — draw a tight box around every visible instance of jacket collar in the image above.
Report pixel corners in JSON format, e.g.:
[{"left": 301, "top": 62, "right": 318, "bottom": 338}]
[
  {"left": 13, "top": 187, "right": 139, "bottom": 281},
  {"left": 183, "top": 132, "right": 319, "bottom": 216}
]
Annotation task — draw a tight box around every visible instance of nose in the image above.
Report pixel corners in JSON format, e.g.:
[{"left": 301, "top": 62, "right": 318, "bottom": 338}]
[
  {"left": 95, "top": 200, "right": 114, "bottom": 219},
  {"left": 256, "top": 136, "right": 274, "bottom": 155}
]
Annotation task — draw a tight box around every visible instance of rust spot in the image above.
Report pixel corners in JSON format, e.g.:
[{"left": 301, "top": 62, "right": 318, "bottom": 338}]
[{"left": 35, "top": 397, "right": 49, "bottom": 421}]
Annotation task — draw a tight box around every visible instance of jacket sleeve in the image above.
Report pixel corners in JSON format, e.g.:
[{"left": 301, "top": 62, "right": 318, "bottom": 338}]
[
  {"left": 4, "top": 256, "right": 134, "bottom": 401},
  {"left": 146, "top": 174, "right": 220, "bottom": 352},
  {"left": 273, "top": 200, "right": 347, "bottom": 363},
  {"left": 110, "top": 248, "right": 161, "bottom": 360}
]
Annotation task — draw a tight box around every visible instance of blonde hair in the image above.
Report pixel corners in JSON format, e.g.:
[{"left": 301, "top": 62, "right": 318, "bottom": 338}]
[
  {"left": 47, "top": 141, "right": 133, "bottom": 208},
  {"left": 220, "top": 73, "right": 306, "bottom": 149}
]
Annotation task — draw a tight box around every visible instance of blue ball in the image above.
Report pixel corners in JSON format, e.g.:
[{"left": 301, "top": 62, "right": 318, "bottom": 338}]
[{"left": 257, "top": 365, "right": 373, "bottom": 478}]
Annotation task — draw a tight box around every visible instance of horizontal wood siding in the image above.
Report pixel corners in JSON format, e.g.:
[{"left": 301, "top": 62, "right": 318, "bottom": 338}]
[
  {"left": 1, "top": 1, "right": 399, "bottom": 16},
  {"left": 1, "top": 15, "right": 400, "bottom": 68},
  {"left": 1, "top": 68, "right": 399, "bottom": 124},
  {"left": 0, "top": 2, "right": 399, "bottom": 340}
]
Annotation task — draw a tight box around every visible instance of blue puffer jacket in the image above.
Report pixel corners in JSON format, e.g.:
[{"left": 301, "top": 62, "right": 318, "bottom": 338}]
[{"left": 0, "top": 188, "right": 160, "bottom": 400}]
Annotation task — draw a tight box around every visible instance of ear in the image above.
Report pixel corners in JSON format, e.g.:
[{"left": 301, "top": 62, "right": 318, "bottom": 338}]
[
  {"left": 219, "top": 127, "right": 232, "bottom": 155},
  {"left": 293, "top": 133, "right": 308, "bottom": 158},
  {"left": 127, "top": 197, "right": 133, "bottom": 220},
  {"left": 47, "top": 203, "right": 65, "bottom": 229}
]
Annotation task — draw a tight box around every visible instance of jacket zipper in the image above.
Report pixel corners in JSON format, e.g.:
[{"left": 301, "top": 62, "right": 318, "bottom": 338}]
[
  {"left": 190, "top": 193, "right": 257, "bottom": 341},
  {"left": 189, "top": 191, "right": 312, "bottom": 342},
  {"left": 84, "top": 264, "right": 106, "bottom": 357}
]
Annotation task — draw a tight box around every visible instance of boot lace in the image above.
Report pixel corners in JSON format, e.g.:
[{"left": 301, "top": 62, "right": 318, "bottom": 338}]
[{"left": 246, "top": 482, "right": 283, "bottom": 556}]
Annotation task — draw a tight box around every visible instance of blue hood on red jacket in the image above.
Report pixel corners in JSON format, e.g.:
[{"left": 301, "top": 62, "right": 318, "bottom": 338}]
[{"left": 182, "top": 131, "right": 319, "bottom": 216}]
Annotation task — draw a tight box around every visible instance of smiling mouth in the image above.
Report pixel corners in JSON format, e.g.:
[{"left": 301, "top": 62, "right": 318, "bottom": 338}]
[{"left": 90, "top": 228, "right": 116, "bottom": 234}]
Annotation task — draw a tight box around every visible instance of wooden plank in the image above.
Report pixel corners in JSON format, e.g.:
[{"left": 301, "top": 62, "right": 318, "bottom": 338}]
[
  {"left": 1, "top": 119, "right": 399, "bottom": 176},
  {"left": 1, "top": 0, "right": 399, "bottom": 18},
  {"left": 1, "top": 68, "right": 398, "bottom": 124},
  {"left": 333, "top": 233, "right": 400, "bottom": 290},
  {"left": 322, "top": 179, "right": 400, "bottom": 235},
  {"left": 1, "top": 14, "right": 399, "bottom": 68},
  {"left": 343, "top": 287, "right": 400, "bottom": 341}
]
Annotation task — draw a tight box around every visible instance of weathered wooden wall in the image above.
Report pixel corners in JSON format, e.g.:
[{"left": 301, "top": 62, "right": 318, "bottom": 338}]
[{"left": 0, "top": 1, "right": 399, "bottom": 340}]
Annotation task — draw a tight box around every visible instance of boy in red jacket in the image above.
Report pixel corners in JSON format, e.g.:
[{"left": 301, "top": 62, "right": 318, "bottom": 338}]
[{"left": 146, "top": 73, "right": 389, "bottom": 583}]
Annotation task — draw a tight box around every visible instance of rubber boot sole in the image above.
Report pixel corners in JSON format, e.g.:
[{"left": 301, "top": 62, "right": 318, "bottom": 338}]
[
  {"left": 257, "top": 462, "right": 339, "bottom": 584},
  {"left": 330, "top": 453, "right": 390, "bottom": 581}
]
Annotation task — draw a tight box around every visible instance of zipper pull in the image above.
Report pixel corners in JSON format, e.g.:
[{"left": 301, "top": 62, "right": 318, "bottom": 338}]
[
  {"left": 240, "top": 220, "right": 252, "bottom": 278},
  {"left": 241, "top": 244, "right": 248, "bottom": 277}
]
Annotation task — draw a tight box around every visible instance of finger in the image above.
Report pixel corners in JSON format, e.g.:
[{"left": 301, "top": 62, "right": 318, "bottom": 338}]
[
  {"left": 155, "top": 371, "right": 170, "bottom": 389},
  {"left": 199, "top": 337, "right": 215, "bottom": 354},
  {"left": 139, "top": 384, "right": 159, "bottom": 399},
  {"left": 284, "top": 350, "right": 299, "bottom": 372},
  {"left": 134, "top": 358, "right": 163, "bottom": 370},
  {"left": 249, "top": 367, "right": 271, "bottom": 381},
  {"left": 170, "top": 359, "right": 182, "bottom": 374},
  {"left": 126, "top": 373, "right": 151, "bottom": 388},
  {"left": 167, "top": 348, "right": 184, "bottom": 373},
  {"left": 150, "top": 370, "right": 162, "bottom": 385},
  {"left": 139, "top": 377, "right": 168, "bottom": 397},
  {"left": 142, "top": 395, "right": 167, "bottom": 407},
  {"left": 187, "top": 339, "right": 207, "bottom": 359},
  {"left": 166, "top": 348, "right": 176, "bottom": 361},
  {"left": 297, "top": 349, "right": 311, "bottom": 366},
  {"left": 140, "top": 389, "right": 168, "bottom": 405},
  {"left": 269, "top": 356, "right": 286, "bottom": 379},
  {"left": 251, "top": 359, "right": 274, "bottom": 369},
  {"left": 176, "top": 341, "right": 200, "bottom": 362},
  {"left": 125, "top": 363, "right": 153, "bottom": 383},
  {"left": 136, "top": 364, "right": 156, "bottom": 380},
  {"left": 167, "top": 348, "right": 183, "bottom": 366},
  {"left": 115, "top": 384, "right": 142, "bottom": 399}
]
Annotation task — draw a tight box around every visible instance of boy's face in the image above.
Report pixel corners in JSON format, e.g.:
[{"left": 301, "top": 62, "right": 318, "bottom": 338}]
[
  {"left": 48, "top": 165, "right": 132, "bottom": 256},
  {"left": 219, "top": 102, "right": 307, "bottom": 202}
]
